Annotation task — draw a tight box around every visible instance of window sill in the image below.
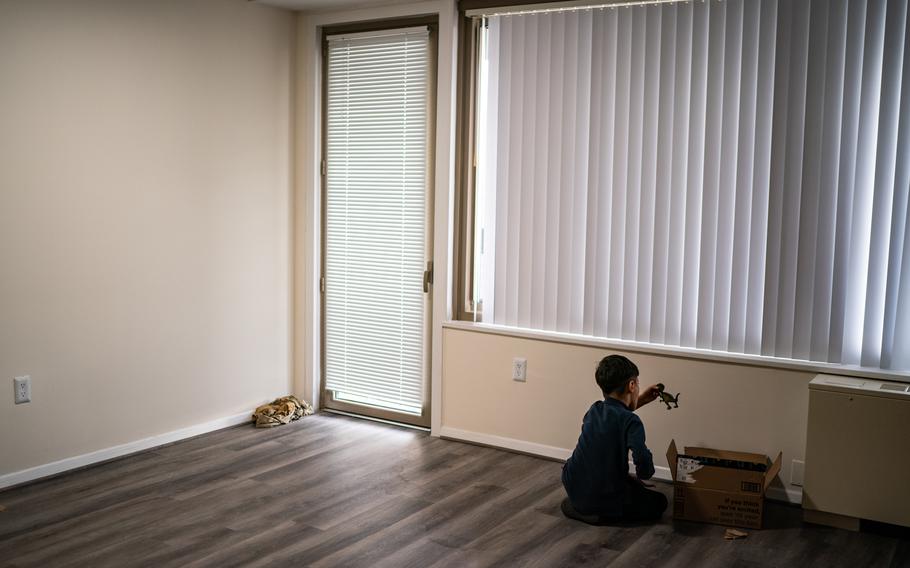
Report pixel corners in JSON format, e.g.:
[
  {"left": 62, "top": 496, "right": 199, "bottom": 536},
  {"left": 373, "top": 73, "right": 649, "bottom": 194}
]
[{"left": 442, "top": 320, "right": 910, "bottom": 384}]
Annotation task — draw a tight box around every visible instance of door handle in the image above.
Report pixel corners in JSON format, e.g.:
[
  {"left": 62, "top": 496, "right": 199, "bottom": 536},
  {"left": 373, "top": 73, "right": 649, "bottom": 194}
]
[{"left": 423, "top": 261, "right": 434, "bottom": 293}]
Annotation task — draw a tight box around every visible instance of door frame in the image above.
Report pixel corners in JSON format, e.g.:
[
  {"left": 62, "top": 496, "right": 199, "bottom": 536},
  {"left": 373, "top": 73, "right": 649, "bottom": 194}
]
[{"left": 319, "top": 16, "right": 439, "bottom": 428}]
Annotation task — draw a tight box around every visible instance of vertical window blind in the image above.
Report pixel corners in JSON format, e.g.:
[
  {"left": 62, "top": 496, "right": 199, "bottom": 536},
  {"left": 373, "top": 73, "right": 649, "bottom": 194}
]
[
  {"left": 474, "top": 0, "right": 910, "bottom": 372},
  {"left": 325, "top": 27, "right": 430, "bottom": 415}
]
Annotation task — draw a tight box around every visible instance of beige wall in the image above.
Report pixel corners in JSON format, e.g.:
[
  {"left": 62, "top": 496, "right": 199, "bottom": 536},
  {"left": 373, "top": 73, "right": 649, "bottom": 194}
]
[
  {"left": 0, "top": 0, "right": 295, "bottom": 475},
  {"left": 442, "top": 327, "right": 813, "bottom": 496}
]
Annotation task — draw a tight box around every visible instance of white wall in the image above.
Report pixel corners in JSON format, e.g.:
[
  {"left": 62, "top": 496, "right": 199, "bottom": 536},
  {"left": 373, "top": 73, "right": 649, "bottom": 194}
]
[
  {"left": 0, "top": 0, "right": 295, "bottom": 476},
  {"left": 293, "top": 0, "right": 458, "bottom": 433}
]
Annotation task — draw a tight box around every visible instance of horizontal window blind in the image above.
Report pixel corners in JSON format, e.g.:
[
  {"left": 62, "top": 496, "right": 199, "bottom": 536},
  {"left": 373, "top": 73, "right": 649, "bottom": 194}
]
[
  {"left": 474, "top": 0, "right": 910, "bottom": 372},
  {"left": 325, "top": 27, "right": 429, "bottom": 415}
]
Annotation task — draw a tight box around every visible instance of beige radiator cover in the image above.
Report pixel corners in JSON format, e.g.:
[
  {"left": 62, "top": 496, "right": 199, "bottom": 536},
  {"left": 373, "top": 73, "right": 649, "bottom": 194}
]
[{"left": 803, "top": 375, "right": 910, "bottom": 528}]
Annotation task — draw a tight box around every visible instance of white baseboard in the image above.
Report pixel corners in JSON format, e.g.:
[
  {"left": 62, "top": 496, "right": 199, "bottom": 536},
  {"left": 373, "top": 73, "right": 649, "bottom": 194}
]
[
  {"left": 0, "top": 412, "right": 252, "bottom": 491},
  {"left": 767, "top": 485, "right": 803, "bottom": 505},
  {"left": 438, "top": 426, "right": 572, "bottom": 461},
  {"left": 437, "top": 426, "right": 803, "bottom": 505},
  {"left": 651, "top": 464, "right": 674, "bottom": 482}
]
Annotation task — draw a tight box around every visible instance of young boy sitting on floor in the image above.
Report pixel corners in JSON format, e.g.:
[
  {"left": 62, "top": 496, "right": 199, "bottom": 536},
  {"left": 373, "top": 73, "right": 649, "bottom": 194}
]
[{"left": 561, "top": 354, "right": 668, "bottom": 525}]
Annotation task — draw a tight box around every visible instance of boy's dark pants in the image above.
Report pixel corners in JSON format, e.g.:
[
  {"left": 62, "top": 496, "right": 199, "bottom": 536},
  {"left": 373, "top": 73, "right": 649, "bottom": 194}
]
[
  {"left": 562, "top": 478, "right": 668, "bottom": 525},
  {"left": 620, "top": 478, "right": 668, "bottom": 522}
]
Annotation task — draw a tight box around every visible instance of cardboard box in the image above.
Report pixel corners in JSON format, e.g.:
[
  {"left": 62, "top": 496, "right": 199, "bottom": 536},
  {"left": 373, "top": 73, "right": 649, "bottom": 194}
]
[{"left": 666, "top": 440, "right": 782, "bottom": 529}]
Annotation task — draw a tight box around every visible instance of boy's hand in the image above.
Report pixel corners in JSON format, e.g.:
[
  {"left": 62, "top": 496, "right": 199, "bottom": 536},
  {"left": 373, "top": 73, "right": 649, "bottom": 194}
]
[{"left": 637, "top": 384, "right": 661, "bottom": 407}]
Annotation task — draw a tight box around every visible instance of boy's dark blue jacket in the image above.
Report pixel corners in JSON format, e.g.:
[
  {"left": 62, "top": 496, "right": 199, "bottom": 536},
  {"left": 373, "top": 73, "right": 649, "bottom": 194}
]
[{"left": 561, "top": 397, "right": 655, "bottom": 516}]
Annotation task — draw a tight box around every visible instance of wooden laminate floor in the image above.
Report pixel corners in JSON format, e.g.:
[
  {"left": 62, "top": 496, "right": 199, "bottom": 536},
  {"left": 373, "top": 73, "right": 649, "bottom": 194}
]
[{"left": 1, "top": 413, "right": 907, "bottom": 567}]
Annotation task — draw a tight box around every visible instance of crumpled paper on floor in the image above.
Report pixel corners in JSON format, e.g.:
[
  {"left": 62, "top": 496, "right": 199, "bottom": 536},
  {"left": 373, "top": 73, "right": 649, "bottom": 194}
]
[{"left": 724, "top": 528, "right": 748, "bottom": 540}]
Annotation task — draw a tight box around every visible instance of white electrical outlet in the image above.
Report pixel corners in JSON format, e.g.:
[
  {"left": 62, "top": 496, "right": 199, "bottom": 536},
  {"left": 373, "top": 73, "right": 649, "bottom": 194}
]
[
  {"left": 14, "top": 375, "right": 31, "bottom": 404},
  {"left": 512, "top": 358, "right": 527, "bottom": 382},
  {"left": 790, "top": 459, "right": 805, "bottom": 486}
]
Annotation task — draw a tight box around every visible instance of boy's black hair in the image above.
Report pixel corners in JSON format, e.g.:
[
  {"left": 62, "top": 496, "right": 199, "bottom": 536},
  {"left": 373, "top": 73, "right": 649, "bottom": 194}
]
[{"left": 595, "top": 355, "right": 639, "bottom": 396}]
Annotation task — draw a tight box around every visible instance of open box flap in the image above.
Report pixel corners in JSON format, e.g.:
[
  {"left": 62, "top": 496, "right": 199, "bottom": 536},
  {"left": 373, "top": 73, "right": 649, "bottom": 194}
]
[
  {"left": 667, "top": 439, "right": 678, "bottom": 481},
  {"left": 763, "top": 452, "right": 783, "bottom": 492},
  {"left": 685, "top": 446, "right": 768, "bottom": 464}
]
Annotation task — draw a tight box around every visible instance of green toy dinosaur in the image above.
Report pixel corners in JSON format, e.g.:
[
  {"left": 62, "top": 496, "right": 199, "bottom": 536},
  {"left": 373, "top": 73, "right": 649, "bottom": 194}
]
[{"left": 655, "top": 383, "right": 680, "bottom": 410}]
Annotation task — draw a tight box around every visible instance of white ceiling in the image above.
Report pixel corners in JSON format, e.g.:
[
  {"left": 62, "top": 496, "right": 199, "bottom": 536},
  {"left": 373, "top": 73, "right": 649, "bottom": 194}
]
[{"left": 255, "top": 0, "right": 420, "bottom": 13}]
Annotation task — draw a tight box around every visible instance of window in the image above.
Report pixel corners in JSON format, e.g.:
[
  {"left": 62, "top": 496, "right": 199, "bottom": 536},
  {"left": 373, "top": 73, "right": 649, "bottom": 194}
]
[{"left": 462, "top": 0, "right": 910, "bottom": 373}]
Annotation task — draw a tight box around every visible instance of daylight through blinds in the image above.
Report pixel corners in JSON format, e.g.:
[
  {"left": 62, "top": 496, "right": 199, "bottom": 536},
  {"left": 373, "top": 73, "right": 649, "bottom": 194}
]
[
  {"left": 474, "top": 0, "right": 910, "bottom": 372},
  {"left": 325, "top": 27, "right": 430, "bottom": 414}
]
